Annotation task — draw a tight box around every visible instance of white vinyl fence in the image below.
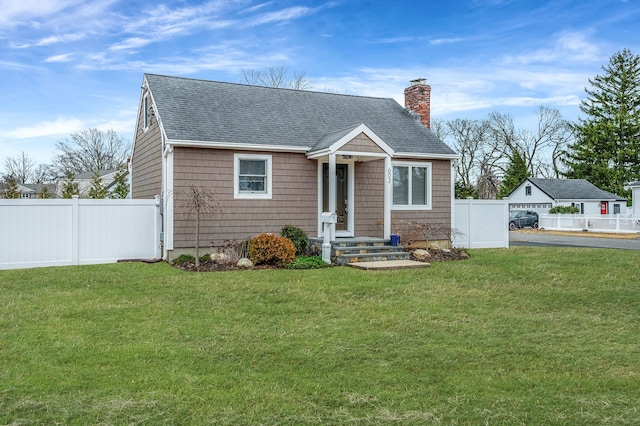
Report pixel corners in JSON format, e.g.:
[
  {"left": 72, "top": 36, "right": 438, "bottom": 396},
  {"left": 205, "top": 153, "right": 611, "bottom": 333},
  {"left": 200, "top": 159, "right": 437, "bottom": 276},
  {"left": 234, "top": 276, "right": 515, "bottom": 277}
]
[
  {"left": 539, "top": 214, "right": 640, "bottom": 233},
  {"left": 453, "top": 198, "right": 509, "bottom": 249},
  {"left": 0, "top": 197, "right": 160, "bottom": 270}
]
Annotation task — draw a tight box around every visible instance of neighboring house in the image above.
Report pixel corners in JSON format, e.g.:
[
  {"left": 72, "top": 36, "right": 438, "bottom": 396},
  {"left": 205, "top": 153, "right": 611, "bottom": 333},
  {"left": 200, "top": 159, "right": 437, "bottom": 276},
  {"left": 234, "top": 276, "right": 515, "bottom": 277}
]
[
  {"left": 0, "top": 183, "right": 56, "bottom": 199},
  {"left": 55, "top": 169, "right": 120, "bottom": 198},
  {"left": 507, "top": 178, "right": 627, "bottom": 215},
  {"left": 130, "top": 74, "right": 458, "bottom": 260}
]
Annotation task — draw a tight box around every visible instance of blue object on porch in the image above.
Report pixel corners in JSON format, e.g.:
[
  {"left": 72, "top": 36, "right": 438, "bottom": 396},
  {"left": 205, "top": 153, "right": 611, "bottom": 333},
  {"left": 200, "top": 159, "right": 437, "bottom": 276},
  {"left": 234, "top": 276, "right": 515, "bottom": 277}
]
[{"left": 390, "top": 234, "right": 400, "bottom": 246}]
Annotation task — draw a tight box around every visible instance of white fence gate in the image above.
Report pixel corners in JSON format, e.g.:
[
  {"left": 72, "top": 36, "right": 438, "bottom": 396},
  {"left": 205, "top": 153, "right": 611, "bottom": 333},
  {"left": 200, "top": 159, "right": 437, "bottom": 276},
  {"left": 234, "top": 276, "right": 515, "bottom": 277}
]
[
  {"left": 453, "top": 199, "right": 509, "bottom": 249},
  {"left": 0, "top": 197, "right": 160, "bottom": 270}
]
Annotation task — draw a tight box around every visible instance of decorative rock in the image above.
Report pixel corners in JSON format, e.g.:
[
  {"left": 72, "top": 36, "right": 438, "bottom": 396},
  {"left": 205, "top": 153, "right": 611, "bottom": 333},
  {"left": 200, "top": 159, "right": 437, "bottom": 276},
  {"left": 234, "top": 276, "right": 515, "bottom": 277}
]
[
  {"left": 237, "top": 258, "right": 254, "bottom": 268},
  {"left": 441, "top": 248, "right": 452, "bottom": 253},
  {"left": 412, "top": 249, "right": 431, "bottom": 261},
  {"left": 210, "top": 252, "right": 229, "bottom": 262}
]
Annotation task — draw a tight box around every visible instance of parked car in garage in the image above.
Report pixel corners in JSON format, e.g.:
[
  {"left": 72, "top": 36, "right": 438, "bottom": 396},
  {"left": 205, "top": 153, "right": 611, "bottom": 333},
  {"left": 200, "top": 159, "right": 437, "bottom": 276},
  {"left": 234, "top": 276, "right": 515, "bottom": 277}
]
[{"left": 509, "top": 210, "right": 539, "bottom": 230}]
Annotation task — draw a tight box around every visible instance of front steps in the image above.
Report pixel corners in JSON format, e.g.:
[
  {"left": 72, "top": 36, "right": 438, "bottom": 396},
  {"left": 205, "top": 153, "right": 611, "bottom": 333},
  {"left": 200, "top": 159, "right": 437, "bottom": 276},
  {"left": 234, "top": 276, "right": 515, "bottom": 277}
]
[{"left": 328, "top": 237, "right": 410, "bottom": 265}]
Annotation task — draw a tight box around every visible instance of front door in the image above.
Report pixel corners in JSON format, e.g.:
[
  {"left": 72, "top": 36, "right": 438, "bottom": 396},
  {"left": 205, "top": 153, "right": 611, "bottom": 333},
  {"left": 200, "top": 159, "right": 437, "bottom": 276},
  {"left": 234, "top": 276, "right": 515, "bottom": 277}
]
[{"left": 323, "top": 164, "right": 349, "bottom": 231}]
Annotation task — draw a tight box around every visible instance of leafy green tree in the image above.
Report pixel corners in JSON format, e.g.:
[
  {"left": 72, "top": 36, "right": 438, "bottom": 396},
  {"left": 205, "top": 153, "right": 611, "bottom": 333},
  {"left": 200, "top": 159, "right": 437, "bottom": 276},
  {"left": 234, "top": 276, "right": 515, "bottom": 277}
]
[
  {"left": 564, "top": 49, "right": 640, "bottom": 198},
  {"left": 499, "top": 150, "right": 530, "bottom": 198},
  {"left": 61, "top": 171, "right": 79, "bottom": 198},
  {"left": 109, "top": 169, "right": 129, "bottom": 199},
  {"left": 4, "top": 177, "right": 21, "bottom": 198},
  {"left": 87, "top": 170, "right": 108, "bottom": 199}
]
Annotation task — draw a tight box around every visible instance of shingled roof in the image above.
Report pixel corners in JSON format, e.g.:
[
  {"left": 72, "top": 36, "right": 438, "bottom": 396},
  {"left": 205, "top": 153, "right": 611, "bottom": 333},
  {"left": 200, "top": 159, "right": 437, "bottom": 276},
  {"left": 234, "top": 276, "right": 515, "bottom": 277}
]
[
  {"left": 527, "top": 178, "right": 626, "bottom": 201},
  {"left": 144, "top": 74, "right": 456, "bottom": 156}
]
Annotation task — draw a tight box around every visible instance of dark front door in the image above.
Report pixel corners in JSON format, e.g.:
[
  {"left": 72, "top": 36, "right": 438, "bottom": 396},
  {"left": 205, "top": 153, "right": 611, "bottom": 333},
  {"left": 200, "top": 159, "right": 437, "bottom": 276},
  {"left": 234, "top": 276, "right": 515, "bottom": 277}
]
[{"left": 323, "top": 164, "right": 348, "bottom": 231}]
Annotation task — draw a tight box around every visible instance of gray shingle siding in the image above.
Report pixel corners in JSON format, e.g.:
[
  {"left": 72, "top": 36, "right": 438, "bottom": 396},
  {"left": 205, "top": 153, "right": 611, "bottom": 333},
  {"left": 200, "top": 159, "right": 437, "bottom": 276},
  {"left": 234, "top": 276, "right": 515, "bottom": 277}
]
[{"left": 145, "top": 74, "right": 455, "bottom": 156}]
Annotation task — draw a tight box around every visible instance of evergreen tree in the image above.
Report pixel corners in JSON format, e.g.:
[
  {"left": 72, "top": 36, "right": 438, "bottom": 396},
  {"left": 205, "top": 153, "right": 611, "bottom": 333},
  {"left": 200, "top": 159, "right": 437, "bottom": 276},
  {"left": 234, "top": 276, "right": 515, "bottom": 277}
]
[
  {"left": 87, "top": 170, "right": 108, "bottom": 199},
  {"left": 454, "top": 181, "right": 478, "bottom": 199},
  {"left": 564, "top": 49, "right": 640, "bottom": 198},
  {"left": 4, "top": 177, "right": 21, "bottom": 199},
  {"left": 109, "top": 169, "right": 129, "bottom": 199},
  {"left": 61, "top": 171, "right": 79, "bottom": 198},
  {"left": 499, "top": 150, "right": 530, "bottom": 198},
  {"left": 38, "top": 186, "right": 53, "bottom": 199}
]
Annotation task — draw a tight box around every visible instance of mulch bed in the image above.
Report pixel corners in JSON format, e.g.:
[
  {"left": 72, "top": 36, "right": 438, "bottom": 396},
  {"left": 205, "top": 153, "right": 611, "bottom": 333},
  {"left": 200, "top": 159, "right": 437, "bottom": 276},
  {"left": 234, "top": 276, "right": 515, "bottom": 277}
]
[{"left": 408, "top": 247, "right": 470, "bottom": 262}]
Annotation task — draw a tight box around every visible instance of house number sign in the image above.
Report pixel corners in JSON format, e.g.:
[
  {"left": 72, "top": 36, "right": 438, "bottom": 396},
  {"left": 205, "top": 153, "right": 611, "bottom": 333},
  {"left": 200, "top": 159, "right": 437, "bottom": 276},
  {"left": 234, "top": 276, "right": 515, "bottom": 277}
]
[{"left": 387, "top": 168, "right": 392, "bottom": 183}]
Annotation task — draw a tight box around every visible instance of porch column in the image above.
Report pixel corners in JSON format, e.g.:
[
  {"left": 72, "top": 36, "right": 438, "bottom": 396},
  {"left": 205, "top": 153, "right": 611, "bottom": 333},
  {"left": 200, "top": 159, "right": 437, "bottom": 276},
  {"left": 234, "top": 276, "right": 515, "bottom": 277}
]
[
  {"left": 328, "top": 153, "right": 337, "bottom": 241},
  {"left": 383, "top": 156, "right": 392, "bottom": 239}
]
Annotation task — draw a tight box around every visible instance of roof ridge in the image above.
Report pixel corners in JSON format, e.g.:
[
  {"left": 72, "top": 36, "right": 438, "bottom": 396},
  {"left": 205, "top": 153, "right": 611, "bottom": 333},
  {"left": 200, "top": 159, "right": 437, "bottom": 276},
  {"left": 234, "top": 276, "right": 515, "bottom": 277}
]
[{"left": 144, "top": 73, "right": 394, "bottom": 101}]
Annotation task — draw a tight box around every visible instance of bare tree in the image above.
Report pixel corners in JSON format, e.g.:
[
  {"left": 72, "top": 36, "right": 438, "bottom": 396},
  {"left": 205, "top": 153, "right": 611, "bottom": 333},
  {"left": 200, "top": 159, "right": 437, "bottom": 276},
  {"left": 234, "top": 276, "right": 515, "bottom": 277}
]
[
  {"left": 3, "top": 151, "right": 35, "bottom": 184},
  {"left": 489, "top": 107, "right": 573, "bottom": 178},
  {"left": 435, "top": 107, "right": 573, "bottom": 199},
  {"left": 180, "top": 186, "right": 220, "bottom": 267},
  {"left": 242, "top": 66, "right": 313, "bottom": 90},
  {"left": 51, "top": 128, "right": 130, "bottom": 176},
  {"left": 446, "top": 119, "right": 493, "bottom": 190}
]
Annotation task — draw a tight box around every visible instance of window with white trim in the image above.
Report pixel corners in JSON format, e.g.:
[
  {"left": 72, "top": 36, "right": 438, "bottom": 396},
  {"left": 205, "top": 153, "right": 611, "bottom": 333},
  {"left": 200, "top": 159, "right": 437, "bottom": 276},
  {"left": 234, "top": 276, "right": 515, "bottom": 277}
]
[
  {"left": 234, "top": 154, "right": 272, "bottom": 199},
  {"left": 392, "top": 162, "right": 431, "bottom": 209},
  {"left": 525, "top": 185, "right": 532, "bottom": 196}
]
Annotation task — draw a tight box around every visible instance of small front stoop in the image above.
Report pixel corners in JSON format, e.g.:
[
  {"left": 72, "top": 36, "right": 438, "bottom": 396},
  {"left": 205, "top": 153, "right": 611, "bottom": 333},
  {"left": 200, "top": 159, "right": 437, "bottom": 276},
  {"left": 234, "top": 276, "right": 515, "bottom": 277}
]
[{"left": 331, "top": 238, "right": 410, "bottom": 266}]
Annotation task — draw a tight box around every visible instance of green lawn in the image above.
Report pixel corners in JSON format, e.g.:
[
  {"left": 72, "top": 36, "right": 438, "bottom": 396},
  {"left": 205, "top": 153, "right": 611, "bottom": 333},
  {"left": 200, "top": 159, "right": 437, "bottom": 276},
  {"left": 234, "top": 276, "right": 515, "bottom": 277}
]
[{"left": 1, "top": 246, "right": 639, "bottom": 425}]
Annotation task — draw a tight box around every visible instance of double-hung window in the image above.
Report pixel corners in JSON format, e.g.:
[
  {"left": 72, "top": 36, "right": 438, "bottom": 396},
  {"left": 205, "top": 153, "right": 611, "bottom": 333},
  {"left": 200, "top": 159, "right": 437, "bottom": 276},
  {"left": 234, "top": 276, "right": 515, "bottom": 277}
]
[
  {"left": 392, "top": 162, "right": 432, "bottom": 209},
  {"left": 234, "top": 154, "right": 272, "bottom": 199}
]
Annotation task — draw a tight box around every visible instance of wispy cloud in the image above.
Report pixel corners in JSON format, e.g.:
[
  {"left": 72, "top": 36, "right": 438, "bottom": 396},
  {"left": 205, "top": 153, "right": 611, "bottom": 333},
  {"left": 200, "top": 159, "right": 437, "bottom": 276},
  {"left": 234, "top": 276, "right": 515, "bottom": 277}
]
[
  {"left": 36, "top": 33, "right": 86, "bottom": 46},
  {"left": 109, "top": 37, "right": 153, "bottom": 51},
  {"left": 501, "top": 31, "right": 600, "bottom": 65},
  {"left": 0, "top": 117, "right": 85, "bottom": 139},
  {"left": 0, "top": 0, "right": 81, "bottom": 28},
  {"left": 429, "top": 37, "right": 463, "bottom": 45},
  {"left": 368, "top": 35, "right": 462, "bottom": 45},
  {"left": 44, "top": 53, "right": 74, "bottom": 63}
]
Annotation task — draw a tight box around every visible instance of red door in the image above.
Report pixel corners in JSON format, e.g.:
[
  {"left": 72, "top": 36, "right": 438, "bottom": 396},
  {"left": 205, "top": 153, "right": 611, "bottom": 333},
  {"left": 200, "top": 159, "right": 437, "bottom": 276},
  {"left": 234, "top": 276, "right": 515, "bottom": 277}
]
[{"left": 600, "top": 202, "right": 608, "bottom": 215}]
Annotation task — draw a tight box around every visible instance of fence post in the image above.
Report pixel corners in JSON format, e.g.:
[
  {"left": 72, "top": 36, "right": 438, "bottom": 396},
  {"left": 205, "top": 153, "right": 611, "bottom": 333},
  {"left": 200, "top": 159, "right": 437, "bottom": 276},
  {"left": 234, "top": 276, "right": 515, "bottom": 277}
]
[
  {"left": 466, "top": 197, "right": 473, "bottom": 249},
  {"left": 154, "top": 195, "right": 162, "bottom": 259},
  {"left": 71, "top": 195, "right": 80, "bottom": 265}
]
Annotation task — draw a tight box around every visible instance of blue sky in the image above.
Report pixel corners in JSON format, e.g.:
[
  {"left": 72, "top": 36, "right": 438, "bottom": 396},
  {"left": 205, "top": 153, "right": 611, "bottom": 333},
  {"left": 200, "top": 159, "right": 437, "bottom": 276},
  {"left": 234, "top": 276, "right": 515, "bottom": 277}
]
[{"left": 1, "top": 0, "right": 639, "bottom": 166}]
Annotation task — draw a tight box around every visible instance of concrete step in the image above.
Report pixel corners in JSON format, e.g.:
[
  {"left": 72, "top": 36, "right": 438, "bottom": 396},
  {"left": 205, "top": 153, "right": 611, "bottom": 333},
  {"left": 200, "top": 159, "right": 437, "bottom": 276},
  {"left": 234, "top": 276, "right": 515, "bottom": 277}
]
[{"left": 334, "top": 249, "right": 409, "bottom": 266}]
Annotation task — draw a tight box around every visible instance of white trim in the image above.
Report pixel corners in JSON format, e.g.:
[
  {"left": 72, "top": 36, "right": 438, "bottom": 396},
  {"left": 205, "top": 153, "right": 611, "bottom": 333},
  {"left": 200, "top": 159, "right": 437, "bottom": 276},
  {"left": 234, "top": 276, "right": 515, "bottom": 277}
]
[
  {"left": 307, "top": 123, "right": 395, "bottom": 159},
  {"left": 346, "top": 161, "right": 355, "bottom": 236},
  {"left": 384, "top": 156, "right": 392, "bottom": 239},
  {"left": 234, "top": 153, "right": 272, "bottom": 199},
  {"left": 169, "top": 139, "right": 308, "bottom": 153},
  {"left": 328, "top": 123, "right": 395, "bottom": 156},
  {"left": 164, "top": 145, "right": 174, "bottom": 253},
  {"left": 450, "top": 159, "right": 456, "bottom": 235},
  {"left": 391, "top": 161, "right": 432, "bottom": 210},
  {"left": 394, "top": 152, "right": 461, "bottom": 160}
]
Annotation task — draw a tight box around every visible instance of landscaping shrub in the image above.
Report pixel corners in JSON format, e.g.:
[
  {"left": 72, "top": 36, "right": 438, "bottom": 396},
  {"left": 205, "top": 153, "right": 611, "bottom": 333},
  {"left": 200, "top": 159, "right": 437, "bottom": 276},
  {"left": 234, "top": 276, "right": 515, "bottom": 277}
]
[
  {"left": 249, "top": 233, "right": 296, "bottom": 266},
  {"left": 173, "top": 254, "right": 195, "bottom": 265},
  {"left": 173, "top": 254, "right": 209, "bottom": 266},
  {"left": 286, "top": 256, "right": 331, "bottom": 269},
  {"left": 281, "top": 225, "right": 308, "bottom": 255},
  {"left": 549, "top": 205, "right": 580, "bottom": 214}
]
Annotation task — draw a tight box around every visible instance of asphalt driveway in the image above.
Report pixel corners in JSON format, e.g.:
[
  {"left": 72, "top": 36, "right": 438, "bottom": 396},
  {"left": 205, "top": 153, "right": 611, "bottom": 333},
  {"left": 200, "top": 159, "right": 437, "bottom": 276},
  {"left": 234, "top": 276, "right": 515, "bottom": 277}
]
[{"left": 510, "top": 230, "right": 640, "bottom": 250}]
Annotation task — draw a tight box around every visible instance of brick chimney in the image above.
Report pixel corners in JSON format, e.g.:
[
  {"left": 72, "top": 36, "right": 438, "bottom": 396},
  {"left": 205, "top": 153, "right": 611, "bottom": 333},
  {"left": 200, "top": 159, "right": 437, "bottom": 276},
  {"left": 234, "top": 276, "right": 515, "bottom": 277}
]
[{"left": 404, "top": 78, "right": 431, "bottom": 129}]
